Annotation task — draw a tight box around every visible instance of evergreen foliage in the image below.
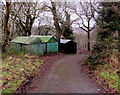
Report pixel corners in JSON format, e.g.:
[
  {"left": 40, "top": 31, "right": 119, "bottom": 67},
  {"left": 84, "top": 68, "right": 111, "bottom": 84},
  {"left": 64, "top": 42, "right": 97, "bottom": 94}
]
[
  {"left": 62, "top": 12, "right": 74, "bottom": 40},
  {"left": 85, "top": 2, "right": 120, "bottom": 68}
]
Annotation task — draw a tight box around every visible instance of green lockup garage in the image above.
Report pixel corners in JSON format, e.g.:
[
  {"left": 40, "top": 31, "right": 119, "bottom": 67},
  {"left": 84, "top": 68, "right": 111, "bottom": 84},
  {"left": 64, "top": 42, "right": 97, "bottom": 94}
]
[
  {"left": 39, "top": 36, "right": 58, "bottom": 53},
  {"left": 11, "top": 36, "right": 58, "bottom": 55}
]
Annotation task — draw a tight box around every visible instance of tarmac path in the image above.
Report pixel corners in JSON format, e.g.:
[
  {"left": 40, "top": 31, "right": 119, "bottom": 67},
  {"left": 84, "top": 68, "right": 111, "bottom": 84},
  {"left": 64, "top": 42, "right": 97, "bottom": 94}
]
[{"left": 26, "top": 53, "right": 100, "bottom": 93}]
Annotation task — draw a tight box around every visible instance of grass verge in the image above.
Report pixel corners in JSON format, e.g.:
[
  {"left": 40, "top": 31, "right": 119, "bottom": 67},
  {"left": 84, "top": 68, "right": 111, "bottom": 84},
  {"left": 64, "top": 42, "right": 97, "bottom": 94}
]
[
  {"left": 95, "top": 64, "right": 119, "bottom": 92},
  {"left": 1, "top": 49, "right": 44, "bottom": 94},
  {"left": 84, "top": 49, "right": 119, "bottom": 93}
]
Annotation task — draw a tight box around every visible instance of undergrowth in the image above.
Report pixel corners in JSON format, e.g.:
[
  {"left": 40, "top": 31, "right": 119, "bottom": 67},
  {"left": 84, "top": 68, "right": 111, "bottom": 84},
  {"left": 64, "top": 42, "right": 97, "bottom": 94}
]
[{"left": 1, "top": 49, "right": 44, "bottom": 94}]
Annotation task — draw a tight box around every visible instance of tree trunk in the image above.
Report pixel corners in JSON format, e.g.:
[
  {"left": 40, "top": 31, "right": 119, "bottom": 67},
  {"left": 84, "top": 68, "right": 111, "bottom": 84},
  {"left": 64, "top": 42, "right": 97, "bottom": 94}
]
[
  {"left": 2, "top": 2, "right": 11, "bottom": 52},
  {"left": 27, "top": 30, "right": 31, "bottom": 36},
  {"left": 118, "top": 30, "right": 120, "bottom": 52},
  {"left": 87, "top": 31, "right": 90, "bottom": 51},
  {"left": 118, "top": 30, "right": 120, "bottom": 73},
  {"left": 27, "top": 18, "right": 35, "bottom": 36},
  {"left": 51, "top": 2, "right": 62, "bottom": 43}
]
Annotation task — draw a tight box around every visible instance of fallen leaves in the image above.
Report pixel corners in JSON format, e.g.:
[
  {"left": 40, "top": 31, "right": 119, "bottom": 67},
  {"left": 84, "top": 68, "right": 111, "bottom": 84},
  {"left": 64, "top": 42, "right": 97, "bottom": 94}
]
[
  {"left": 2, "top": 54, "right": 44, "bottom": 94},
  {"left": 81, "top": 60, "right": 118, "bottom": 93},
  {"left": 98, "top": 70, "right": 118, "bottom": 92}
]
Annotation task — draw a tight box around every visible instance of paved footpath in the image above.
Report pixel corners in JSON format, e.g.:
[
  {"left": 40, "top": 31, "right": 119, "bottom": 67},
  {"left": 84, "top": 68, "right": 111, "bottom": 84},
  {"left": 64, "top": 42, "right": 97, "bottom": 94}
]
[{"left": 27, "top": 54, "right": 100, "bottom": 93}]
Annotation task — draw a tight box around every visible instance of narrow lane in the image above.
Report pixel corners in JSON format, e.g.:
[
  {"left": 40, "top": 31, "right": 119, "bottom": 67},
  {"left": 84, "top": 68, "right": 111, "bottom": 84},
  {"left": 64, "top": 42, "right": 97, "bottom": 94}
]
[{"left": 30, "top": 54, "right": 99, "bottom": 93}]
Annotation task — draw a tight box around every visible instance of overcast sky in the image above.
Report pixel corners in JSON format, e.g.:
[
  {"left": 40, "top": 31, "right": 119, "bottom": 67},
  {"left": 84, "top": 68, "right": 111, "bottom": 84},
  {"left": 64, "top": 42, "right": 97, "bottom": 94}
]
[
  {"left": 33, "top": 1, "right": 97, "bottom": 29},
  {"left": 0, "top": 0, "right": 98, "bottom": 30},
  {"left": 1, "top": 0, "right": 120, "bottom": 2}
]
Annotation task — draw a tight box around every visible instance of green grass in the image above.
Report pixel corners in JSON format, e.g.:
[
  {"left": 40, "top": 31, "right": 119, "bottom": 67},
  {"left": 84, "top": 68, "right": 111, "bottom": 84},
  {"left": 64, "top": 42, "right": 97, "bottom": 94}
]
[
  {"left": 99, "top": 71, "right": 118, "bottom": 90},
  {"left": 118, "top": 79, "right": 120, "bottom": 93},
  {"left": 2, "top": 88, "right": 14, "bottom": 94},
  {"left": 2, "top": 50, "right": 44, "bottom": 94},
  {"left": 95, "top": 63, "right": 119, "bottom": 92},
  {"left": 84, "top": 49, "right": 119, "bottom": 92},
  {"left": 2, "top": 48, "right": 29, "bottom": 59}
]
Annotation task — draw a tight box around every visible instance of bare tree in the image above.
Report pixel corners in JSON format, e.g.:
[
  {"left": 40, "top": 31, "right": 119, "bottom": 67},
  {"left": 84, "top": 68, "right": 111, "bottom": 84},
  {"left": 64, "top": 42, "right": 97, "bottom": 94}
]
[
  {"left": 11, "top": 2, "right": 41, "bottom": 36},
  {"left": 72, "top": 2, "right": 98, "bottom": 51},
  {"left": 2, "top": 2, "right": 11, "bottom": 52},
  {"left": 37, "top": 3, "right": 54, "bottom": 35},
  {"left": 50, "top": 2, "right": 62, "bottom": 42},
  {"left": 43, "top": 1, "right": 78, "bottom": 42},
  {"left": 0, "top": 2, "right": 5, "bottom": 31}
]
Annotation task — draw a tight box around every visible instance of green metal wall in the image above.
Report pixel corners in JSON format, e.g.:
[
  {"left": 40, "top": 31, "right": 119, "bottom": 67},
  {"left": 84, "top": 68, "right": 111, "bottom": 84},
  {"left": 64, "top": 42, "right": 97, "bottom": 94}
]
[
  {"left": 38, "top": 44, "right": 46, "bottom": 55},
  {"left": 47, "top": 42, "right": 58, "bottom": 53},
  {"left": 22, "top": 44, "right": 32, "bottom": 52},
  {"left": 32, "top": 44, "right": 46, "bottom": 55},
  {"left": 11, "top": 43, "right": 21, "bottom": 51},
  {"left": 11, "top": 42, "right": 58, "bottom": 55}
]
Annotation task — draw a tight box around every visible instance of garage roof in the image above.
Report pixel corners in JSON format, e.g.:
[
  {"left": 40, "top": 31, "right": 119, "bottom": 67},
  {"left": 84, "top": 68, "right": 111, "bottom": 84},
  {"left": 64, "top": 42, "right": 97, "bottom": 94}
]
[
  {"left": 11, "top": 36, "right": 42, "bottom": 44},
  {"left": 11, "top": 36, "right": 57, "bottom": 44},
  {"left": 60, "top": 39, "right": 71, "bottom": 44},
  {"left": 30, "top": 35, "right": 57, "bottom": 42}
]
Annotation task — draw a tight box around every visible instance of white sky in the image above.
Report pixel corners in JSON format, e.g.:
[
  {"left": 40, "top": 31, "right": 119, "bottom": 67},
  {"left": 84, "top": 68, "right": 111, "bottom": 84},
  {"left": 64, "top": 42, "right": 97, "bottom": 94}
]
[
  {"left": 1, "top": 0, "right": 97, "bottom": 29},
  {"left": 1, "top": 0, "right": 120, "bottom": 3}
]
